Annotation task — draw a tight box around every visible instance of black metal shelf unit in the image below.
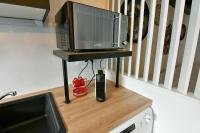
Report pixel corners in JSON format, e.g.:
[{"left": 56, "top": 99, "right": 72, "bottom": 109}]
[{"left": 53, "top": 50, "right": 132, "bottom": 104}]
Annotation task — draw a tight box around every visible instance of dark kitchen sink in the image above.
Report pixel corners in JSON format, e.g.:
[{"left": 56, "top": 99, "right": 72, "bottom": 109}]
[{"left": 0, "top": 92, "right": 66, "bottom": 133}]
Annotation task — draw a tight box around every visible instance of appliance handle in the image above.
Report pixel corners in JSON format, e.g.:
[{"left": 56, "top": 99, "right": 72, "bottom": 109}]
[
  {"left": 121, "top": 123, "right": 136, "bottom": 133},
  {"left": 112, "top": 15, "right": 119, "bottom": 47}
]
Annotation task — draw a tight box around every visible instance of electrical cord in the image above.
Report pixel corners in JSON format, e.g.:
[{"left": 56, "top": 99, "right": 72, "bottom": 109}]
[
  {"left": 100, "top": 59, "right": 103, "bottom": 69},
  {"left": 77, "top": 60, "right": 96, "bottom": 87},
  {"left": 150, "top": 106, "right": 155, "bottom": 133},
  {"left": 78, "top": 61, "right": 89, "bottom": 77},
  {"left": 87, "top": 60, "right": 95, "bottom": 87}
]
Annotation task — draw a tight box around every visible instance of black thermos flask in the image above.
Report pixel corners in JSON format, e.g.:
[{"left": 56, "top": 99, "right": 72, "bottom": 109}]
[{"left": 95, "top": 70, "right": 106, "bottom": 102}]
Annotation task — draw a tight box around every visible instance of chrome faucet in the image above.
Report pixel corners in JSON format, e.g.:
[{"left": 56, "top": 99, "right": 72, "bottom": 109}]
[{"left": 0, "top": 91, "right": 17, "bottom": 100}]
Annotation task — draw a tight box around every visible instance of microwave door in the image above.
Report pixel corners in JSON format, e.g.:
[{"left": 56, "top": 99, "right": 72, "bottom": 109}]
[
  {"left": 95, "top": 11, "right": 118, "bottom": 49},
  {"left": 96, "top": 12, "right": 120, "bottom": 50},
  {"left": 73, "top": 3, "right": 92, "bottom": 50},
  {"left": 73, "top": 3, "right": 120, "bottom": 50}
]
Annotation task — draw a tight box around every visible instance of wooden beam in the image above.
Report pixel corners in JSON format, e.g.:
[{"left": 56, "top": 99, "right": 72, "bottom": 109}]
[
  {"left": 111, "top": 0, "right": 115, "bottom": 11},
  {"left": 128, "top": 0, "right": 135, "bottom": 76},
  {"left": 194, "top": 69, "right": 200, "bottom": 98},
  {"left": 135, "top": 0, "right": 145, "bottom": 79},
  {"left": 117, "top": 0, "right": 121, "bottom": 47},
  {"left": 124, "top": 0, "right": 128, "bottom": 15},
  {"left": 121, "top": 0, "right": 128, "bottom": 75},
  {"left": 143, "top": 0, "right": 156, "bottom": 81},
  {"left": 153, "top": 0, "right": 169, "bottom": 85},
  {"left": 177, "top": 0, "right": 200, "bottom": 94},
  {"left": 110, "top": 0, "right": 115, "bottom": 71},
  {"left": 117, "top": 0, "right": 121, "bottom": 13},
  {"left": 164, "top": 0, "right": 185, "bottom": 89}
]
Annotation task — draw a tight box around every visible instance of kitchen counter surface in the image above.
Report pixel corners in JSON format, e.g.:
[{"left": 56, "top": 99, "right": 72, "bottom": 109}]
[{"left": 0, "top": 80, "right": 152, "bottom": 133}]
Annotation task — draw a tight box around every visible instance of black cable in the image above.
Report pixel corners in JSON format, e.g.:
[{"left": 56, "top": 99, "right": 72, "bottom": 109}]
[
  {"left": 87, "top": 60, "right": 95, "bottom": 87},
  {"left": 87, "top": 75, "right": 95, "bottom": 87},
  {"left": 78, "top": 61, "right": 89, "bottom": 77},
  {"left": 100, "top": 59, "right": 103, "bottom": 69}
]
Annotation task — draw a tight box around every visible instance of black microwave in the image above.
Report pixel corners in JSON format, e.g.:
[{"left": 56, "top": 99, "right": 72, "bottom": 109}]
[{"left": 55, "top": 1, "right": 128, "bottom": 51}]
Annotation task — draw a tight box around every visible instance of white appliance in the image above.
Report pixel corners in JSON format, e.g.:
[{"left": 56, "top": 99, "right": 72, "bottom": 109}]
[{"left": 110, "top": 108, "right": 153, "bottom": 133}]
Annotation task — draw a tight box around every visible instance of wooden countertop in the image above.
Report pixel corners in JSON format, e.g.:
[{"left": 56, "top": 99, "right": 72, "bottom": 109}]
[{"left": 0, "top": 80, "right": 152, "bottom": 133}]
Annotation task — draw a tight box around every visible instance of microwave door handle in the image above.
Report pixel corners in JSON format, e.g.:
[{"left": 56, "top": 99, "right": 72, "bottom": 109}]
[{"left": 112, "top": 15, "right": 119, "bottom": 47}]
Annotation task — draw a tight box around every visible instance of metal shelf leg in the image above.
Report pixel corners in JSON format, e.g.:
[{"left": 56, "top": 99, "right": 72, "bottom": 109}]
[
  {"left": 62, "top": 60, "right": 70, "bottom": 104},
  {"left": 115, "top": 57, "right": 120, "bottom": 88}
]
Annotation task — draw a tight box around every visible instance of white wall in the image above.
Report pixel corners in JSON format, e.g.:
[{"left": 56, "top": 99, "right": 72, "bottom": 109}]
[
  {"left": 0, "top": 18, "right": 98, "bottom": 96},
  {"left": 107, "top": 71, "right": 200, "bottom": 133}
]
